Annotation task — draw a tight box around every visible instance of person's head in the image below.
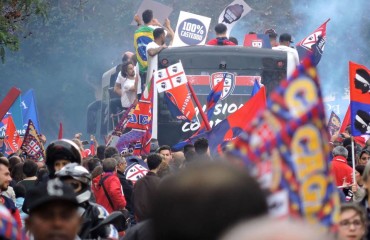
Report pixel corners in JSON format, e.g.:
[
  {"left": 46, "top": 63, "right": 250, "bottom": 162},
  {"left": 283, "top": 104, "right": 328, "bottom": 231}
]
[
  {"left": 96, "top": 145, "right": 106, "bottom": 160},
  {"left": 142, "top": 9, "right": 153, "bottom": 24},
  {"left": 102, "top": 158, "right": 117, "bottom": 173},
  {"left": 158, "top": 145, "right": 172, "bottom": 164},
  {"left": 153, "top": 28, "right": 166, "bottom": 45},
  {"left": 46, "top": 139, "right": 82, "bottom": 178},
  {"left": 11, "top": 162, "right": 25, "bottom": 183},
  {"left": 23, "top": 160, "right": 38, "bottom": 177},
  {"left": 0, "top": 158, "right": 11, "bottom": 192},
  {"left": 228, "top": 36, "right": 238, "bottom": 45},
  {"left": 214, "top": 23, "right": 227, "bottom": 36},
  {"left": 112, "top": 154, "right": 127, "bottom": 173},
  {"left": 220, "top": 217, "right": 332, "bottom": 240},
  {"left": 8, "top": 155, "right": 21, "bottom": 172},
  {"left": 265, "top": 28, "right": 278, "bottom": 46},
  {"left": 332, "top": 146, "right": 349, "bottom": 158},
  {"left": 279, "top": 33, "right": 293, "bottom": 46},
  {"left": 121, "top": 51, "right": 134, "bottom": 63},
  {"left": 183, "top": 144, "right": 195, "bottom": 155},
  {"left": 87, "top": 157, "right": 101, "bottom": 172},
  {"left": 338, "top": 203, "right": 366, "bottom": 240},
  {"left": 71, "top": 138, "right": 84, "bottom": 152},
  {"left": 104, "top": 146, "right": 119, "bottom": 159},
  {"left": 358, "top": 150, "right": 370, "bottom": 166},
  {"left": 121, "top": 61, "right": 135, "bottom": 78},
  {"left": 356, "top": 165, "right": 365, "bottom": 185},
  {"left": 25, "top": 178, "right": 81, "bottom": 240},
  {"left": 147, "top": 154, "right": 162, "bottom": 171},
  {"left": 194, "top": 138, "right": 209, "bottom": 155},
  {"left": 150, "top": 138, "right": 160, "bottom": 153},
  {"left": 152, "top": 162, "right": 268, "bottom": 240},
  {"left": 55, "top": 163, "right": 92, "bottom": 204}
]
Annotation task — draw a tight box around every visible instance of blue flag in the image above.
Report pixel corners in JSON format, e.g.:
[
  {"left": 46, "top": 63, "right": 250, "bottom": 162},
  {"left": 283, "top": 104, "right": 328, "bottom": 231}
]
[
  {"left": 250, "top": 79, "right": 261, "bottom": 97},
  {"left": 21, "top": 89, "right": 41, "bottom": 133}
]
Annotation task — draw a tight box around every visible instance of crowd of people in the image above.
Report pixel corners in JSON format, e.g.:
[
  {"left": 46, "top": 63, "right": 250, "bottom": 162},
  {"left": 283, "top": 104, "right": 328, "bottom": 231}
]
[
  {"left": 0, "top": 8, "right": 369, "bottom": 240},
  {"left": 0, "top": 130, "right": 369, "bottom": 239}
]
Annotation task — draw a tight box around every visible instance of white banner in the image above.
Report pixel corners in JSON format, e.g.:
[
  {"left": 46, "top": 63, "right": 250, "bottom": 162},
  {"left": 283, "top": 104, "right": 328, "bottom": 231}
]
[
  {"left": 218, "top": 0, "right": 251, "bottom": 37},
  {"left": 172, "top": 11, "right": 211, "bottom": 47},
  {"left": 154, "top": 62, "right": 188, "bottom": 93}
]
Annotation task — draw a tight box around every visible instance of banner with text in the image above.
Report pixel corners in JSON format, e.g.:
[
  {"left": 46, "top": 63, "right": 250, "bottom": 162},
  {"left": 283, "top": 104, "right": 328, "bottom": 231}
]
[{"left": 172, "top": 11, "right": 211, "bottom": 47}]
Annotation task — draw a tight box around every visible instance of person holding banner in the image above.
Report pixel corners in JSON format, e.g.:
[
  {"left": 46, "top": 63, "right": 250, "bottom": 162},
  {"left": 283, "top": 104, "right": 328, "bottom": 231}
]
[{"left": 206, "top": 23, "right": 236, "bottom": 46}]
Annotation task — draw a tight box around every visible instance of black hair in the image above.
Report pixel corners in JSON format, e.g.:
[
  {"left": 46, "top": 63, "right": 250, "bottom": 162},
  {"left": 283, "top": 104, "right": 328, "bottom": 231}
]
[
  {"left": 153, "top": 28, "right": 165, "bottom": 39},
  {"left": 104, "top": 146, "right": 119, "bottom": 159},
  {"left": 23, "top": 160, "right": 38, "bottom": 177},
  {"left": 214, "top": 23, "right": 227, "bottom": 34},
  {"left": 147, "top": 154, "right": 163, "bottom": 170},
  {"left": 0, "top": 157, "right": 9, "bottom": 168},
  {"left": 142, "top": 9, "right": 153, "bottom": 24},
  {"left": 96, "top": 145, "right": 106, "bottom": 160},
  {"left": 194, "top": 138, "right": 209, "bottom": 155},
  {"left": 183, "top": 144, "right": 195, "bottom": 155},
  {"left": 229, "top": 36, "right": 238, "bottom": 45},
  {"left": 11, "top": 162, "right": 25, "bottom": 183},
  {"left": 121, "top": 61, "right": 135, "bottom": 78},
  {"left": 87, "top": 157, "right": 101, "bottom": 172},
  {"left": 157, "top": 145, "right": 171, "bottom": 154}
]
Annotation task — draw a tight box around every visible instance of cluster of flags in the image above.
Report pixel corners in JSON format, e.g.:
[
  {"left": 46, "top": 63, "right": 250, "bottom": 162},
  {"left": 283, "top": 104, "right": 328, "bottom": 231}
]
[{"left": 0, "top": 89, "right": 44, "bottom": 159}]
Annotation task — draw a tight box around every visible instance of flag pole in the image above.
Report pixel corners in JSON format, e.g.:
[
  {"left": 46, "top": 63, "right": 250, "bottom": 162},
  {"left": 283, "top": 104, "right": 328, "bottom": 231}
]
[
  {"left": 351, "top": 137, "right": 356, "bottom": 185},
  {"left": 187, "top": 81, "right": 211, "bottom": 131}
]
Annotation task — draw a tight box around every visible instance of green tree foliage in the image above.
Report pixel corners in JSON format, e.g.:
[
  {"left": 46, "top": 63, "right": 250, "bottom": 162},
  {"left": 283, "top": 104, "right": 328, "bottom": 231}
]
[{"left": 0, "top": 0, "right": 48, "bottom": 63}]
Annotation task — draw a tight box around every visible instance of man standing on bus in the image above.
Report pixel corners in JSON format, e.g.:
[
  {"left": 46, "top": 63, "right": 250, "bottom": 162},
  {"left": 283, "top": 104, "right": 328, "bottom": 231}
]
[
  {"left": 272, "top": 33, "right": 299, "bottom": 77},
  {"left": 146, "top": 27, "right": 174, "bottom": 82},
  {"left": 207, "top": 23, "right": 236, "bottom": 46}
]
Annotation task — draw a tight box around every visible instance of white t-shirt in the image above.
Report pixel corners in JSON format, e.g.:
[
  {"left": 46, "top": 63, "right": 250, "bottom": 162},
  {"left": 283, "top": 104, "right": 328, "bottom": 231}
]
[
  {"left": 272, "top": 45, "right": 300, "bottom": 78},
  {"left": 115, "top": 72, "right": 137, "bottom": 108},
  {"left": 146, "top": 41, "right": 160, "bottom": 85}
]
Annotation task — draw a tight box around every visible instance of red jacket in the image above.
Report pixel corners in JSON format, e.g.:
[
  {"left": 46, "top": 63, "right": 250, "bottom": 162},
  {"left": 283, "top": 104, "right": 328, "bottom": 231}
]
[
  {"left": 92, "top": 172, "right": 126, "bottom": 213},
  {"left": 207, "top": 38, "right": 236, "bottom": 46},
  {"left": 331, "top": 156, "right": 353, "bottom": 186}
]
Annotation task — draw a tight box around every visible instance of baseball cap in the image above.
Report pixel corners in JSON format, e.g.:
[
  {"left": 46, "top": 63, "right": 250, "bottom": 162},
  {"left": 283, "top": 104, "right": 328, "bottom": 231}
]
[
  {"left": 279, "top": 33, "right": 293, "bottom": 43},
  {"left": 24, "top": 178, "right": 79, "bottom": 214}
]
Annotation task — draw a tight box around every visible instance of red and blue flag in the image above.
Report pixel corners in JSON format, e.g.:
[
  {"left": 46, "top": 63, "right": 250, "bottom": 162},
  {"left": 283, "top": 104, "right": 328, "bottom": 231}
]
[
  {"left": 228, "top": 55, "right": 339, "bottom": 231},
  {"left": 296, "top": 19, "right": 330, "bottom": 66},
  {"left": 349, "top": 62, "right": 370, "bottom": 136}
]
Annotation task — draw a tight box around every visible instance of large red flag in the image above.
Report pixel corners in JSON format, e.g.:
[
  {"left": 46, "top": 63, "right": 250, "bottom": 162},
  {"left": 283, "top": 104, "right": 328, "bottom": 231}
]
[
  {"left": 5, "top": 116, "right": 22, "bottom": 153},
  {"left": 154, "top": 62, "right": 197, "bottom": 122},
  {"left": 172, "top": 86, "right": 267, "bottom": 153}
]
